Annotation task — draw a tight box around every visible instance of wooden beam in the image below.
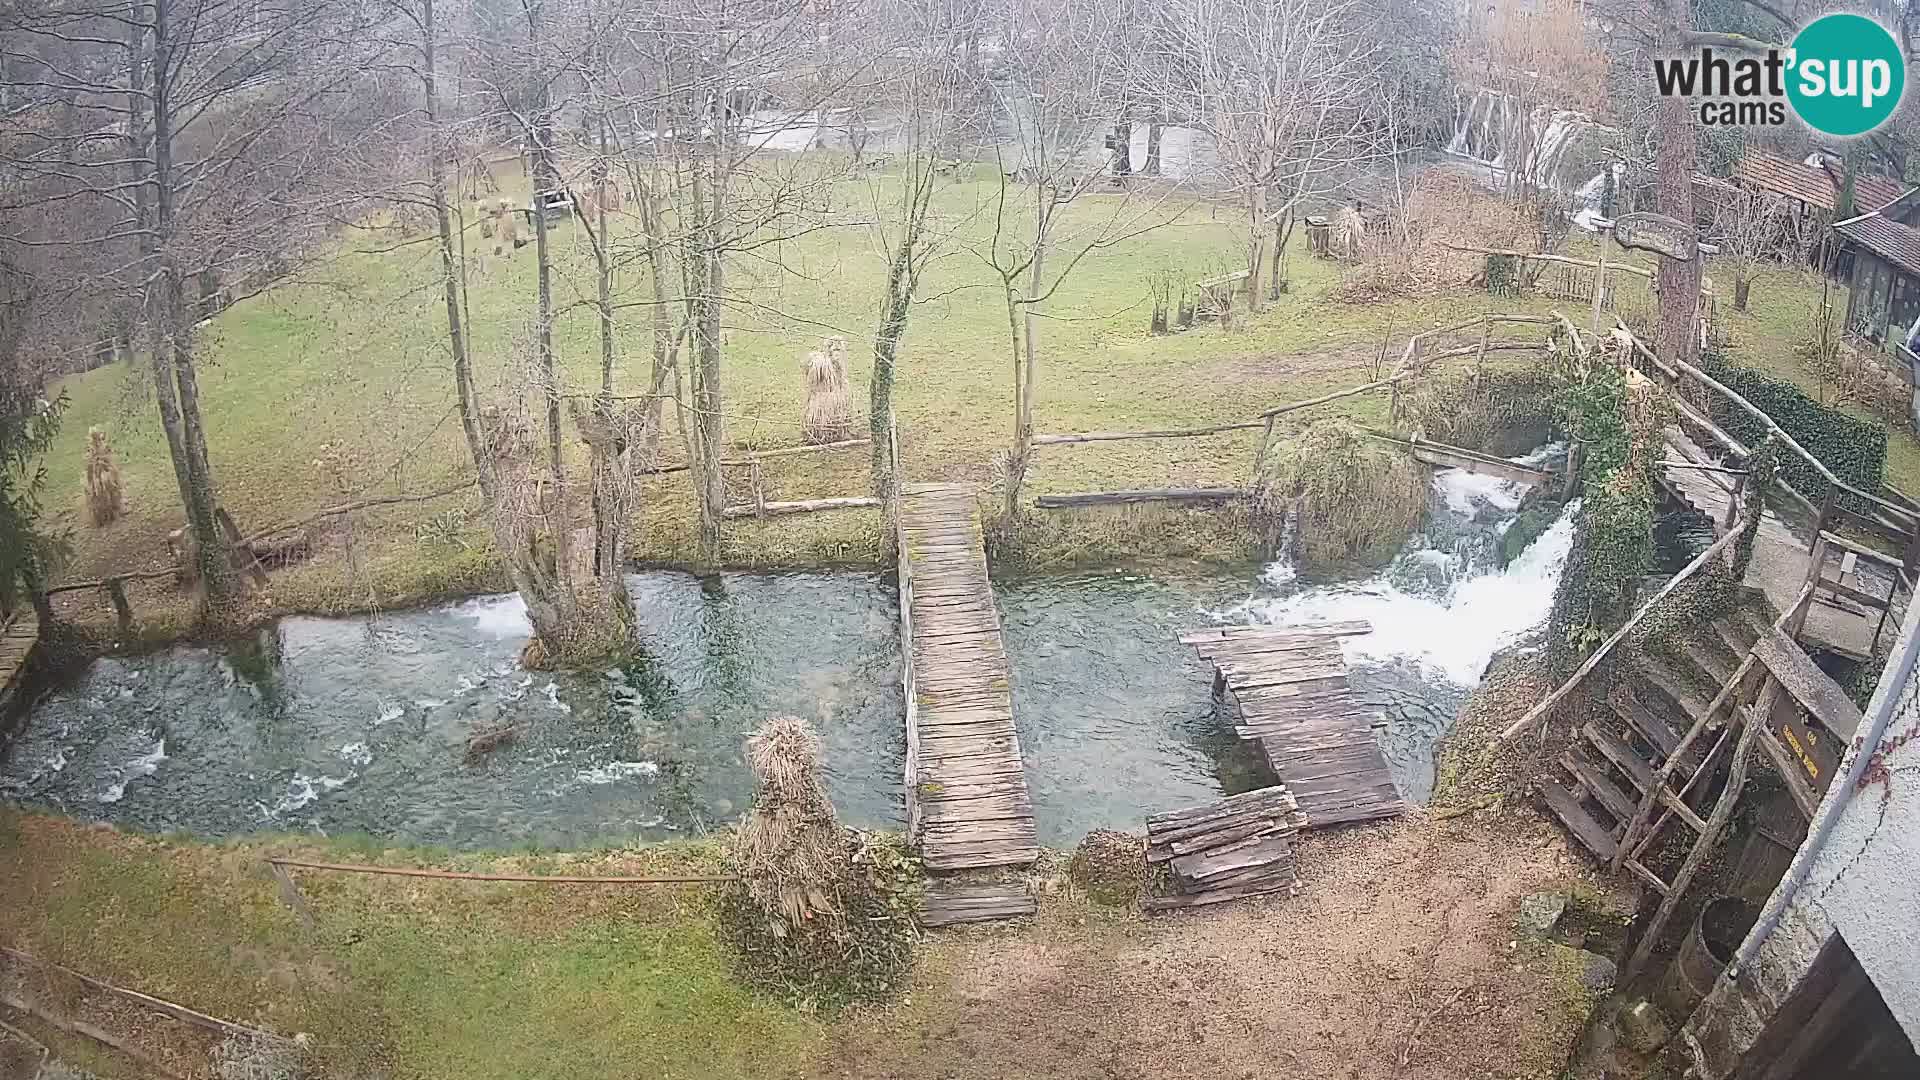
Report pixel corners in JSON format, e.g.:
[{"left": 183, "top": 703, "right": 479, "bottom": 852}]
[
  {"left": 1441, "top": 243, "right": 1657, "bottom": 279},
  {"left": 1032, "top": 487, "right": 1246, "bottom": 509}
]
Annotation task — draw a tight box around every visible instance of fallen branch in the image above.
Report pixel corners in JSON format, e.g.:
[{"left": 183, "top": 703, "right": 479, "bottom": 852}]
[
  {"left": 1031, "top": 422, "right": 1266, "bottom": 446},
  {"left": 1033, "top": 488, "right": 1248, "bottom": 509},
  {"left": 0, "top": 991, "right": 183, "bottom": 1079},
  {"left": 266, "top": 857, "right": 736, "bottom": 884},
  {"left": 0, "top": 947, "right": 279, "bottom": 1042},
  {"left": 1400, "top": 985, "right": 1470, "bottom": 1069},
  {"left": 238, "top": 479, "right": 479, "bottom": 547}
]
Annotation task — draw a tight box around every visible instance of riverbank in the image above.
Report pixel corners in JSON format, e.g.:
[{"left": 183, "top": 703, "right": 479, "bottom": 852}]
[{"left": 0, "top": 808, "right": 1620, "bottom": 1080}]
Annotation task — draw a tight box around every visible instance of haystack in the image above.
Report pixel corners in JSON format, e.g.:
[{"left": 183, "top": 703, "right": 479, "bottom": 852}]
[
  {"left": 84, "top": 426, "right": 124, "bottom": 526},
  {"left": 722, "top": 715, "right": 918, "bottom": 1005},
  {"left": 737, "top": 715, "right": 851, "bottom": 932},
  {"left": 800, "top": 336, "right": 855, "bottom": 444}
]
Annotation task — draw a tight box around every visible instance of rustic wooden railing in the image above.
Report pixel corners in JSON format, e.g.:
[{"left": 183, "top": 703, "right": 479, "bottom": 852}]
[
  {"left": 716, "top": 436, "right": 882, "bottom": 520},
  {"left": 1026, "top": 313, "right": 1559, "bottom": 507}
]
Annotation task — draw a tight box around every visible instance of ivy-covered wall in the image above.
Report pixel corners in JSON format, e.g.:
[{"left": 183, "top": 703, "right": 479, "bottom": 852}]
[
  {"left": 1698, "top": 352, "right": 1888, "bottom": 505},
  {"left": 1546, "top": 356, "right": 1671, "bottom": 674}
]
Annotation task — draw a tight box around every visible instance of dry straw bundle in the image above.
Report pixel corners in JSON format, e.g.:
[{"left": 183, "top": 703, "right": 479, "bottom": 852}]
[
  {"left": 737, "top": 714, "right": 850, "bottom": 933},
  {"left": 84, "top": 426, "right": 124, "bottom": 526},
  {"left": 800, "top": 336, "right": 854, "bottom": 444}
]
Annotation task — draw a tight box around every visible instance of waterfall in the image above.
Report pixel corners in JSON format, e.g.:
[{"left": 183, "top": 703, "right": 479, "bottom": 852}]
[{"left": 1445, "top": 87, "right": 1610, "bottom": 197}]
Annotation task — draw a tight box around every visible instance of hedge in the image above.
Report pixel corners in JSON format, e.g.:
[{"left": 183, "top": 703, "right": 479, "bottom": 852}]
[{"left": 1697, "top": 352, "right": 1887, "bottom": 507}]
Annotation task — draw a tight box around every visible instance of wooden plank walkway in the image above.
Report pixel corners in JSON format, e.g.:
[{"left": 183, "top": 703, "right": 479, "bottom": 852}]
[
  {"left": 1181, "top": 622, "right": 1406, "bottom": 828},
  {"left": 0, "top": 612, "right": 38, "bottom": 707},
  {"left": 1660, "top": 426, "right": 1879, "bottom": 659},
  {"left": 897, "top": 484, "right": 1039, "bottom": 872}
]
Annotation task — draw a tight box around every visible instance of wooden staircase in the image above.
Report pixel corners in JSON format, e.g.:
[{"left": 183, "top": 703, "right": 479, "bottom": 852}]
[{"left": 1535, "top": 608, "right": 1769, "bottom": 891}]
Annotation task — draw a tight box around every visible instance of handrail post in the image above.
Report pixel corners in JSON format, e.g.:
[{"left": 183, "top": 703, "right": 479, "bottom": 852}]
[{"left": 1724, "top": 468, "right": 1747, "bottom": 532}]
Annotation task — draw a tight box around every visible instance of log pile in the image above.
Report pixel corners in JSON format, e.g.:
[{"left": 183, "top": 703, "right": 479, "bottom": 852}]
[{"left": 1142, "top": 785, "right": 1305, "bottom": 911}]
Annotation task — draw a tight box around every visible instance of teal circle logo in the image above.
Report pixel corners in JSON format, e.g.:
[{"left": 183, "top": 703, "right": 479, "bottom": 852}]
[{"left": 1787, "top": 14, "right": 1906, "bottom": 137}]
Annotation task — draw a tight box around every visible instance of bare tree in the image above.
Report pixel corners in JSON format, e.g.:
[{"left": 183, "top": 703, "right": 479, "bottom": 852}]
[
  {"left": 1158, "top": 0, "right": 1390, "bottom": 312},
  {"left": 1707, "top": 184, "right": 1789, "bottom": 312},
  {"left": 982, "top": 0, "right": 1181, "bottom": 519},
  {"left": 3, "top": 0, "right": 385, "bottom": 606}
]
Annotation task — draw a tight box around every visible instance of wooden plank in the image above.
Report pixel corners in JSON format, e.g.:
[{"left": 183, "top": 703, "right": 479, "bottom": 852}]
[
  {"left": 1537, "top": 778, "right": 1619, "bottom": 861},
  {"left": 1562, "top": 747, "right": 1637, "bottom": 826},
  {"left": 1171, "top": 833, "right": 1293, "bottom": 883},
  {"left": 1033, "top": 488, "right": 1247, "bottom": 508},
  {"left": 1752, "top": 627, "right": 1865, "bottom": 740}
]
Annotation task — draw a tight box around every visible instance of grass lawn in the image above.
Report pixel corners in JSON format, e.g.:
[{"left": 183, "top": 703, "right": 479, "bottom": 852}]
[{"left": 0, "top": 808, "right": 1612, "bottom": 1080}]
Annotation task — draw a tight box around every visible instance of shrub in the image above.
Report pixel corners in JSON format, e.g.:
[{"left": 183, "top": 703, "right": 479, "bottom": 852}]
[
  {"left": 1068, "top": 829, "right": 1145, "bottom": 906},
  {"left": 1257, "top": 418, "right": 1429, "bottom": 577},
  {"left": 1698, "top": 351, "right": 1887, "bottom": 507}
]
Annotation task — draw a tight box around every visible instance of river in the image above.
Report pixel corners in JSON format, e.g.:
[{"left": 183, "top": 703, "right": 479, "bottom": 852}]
[{"left": 0, "top": 456, "right": 1575, "bottom": 850}]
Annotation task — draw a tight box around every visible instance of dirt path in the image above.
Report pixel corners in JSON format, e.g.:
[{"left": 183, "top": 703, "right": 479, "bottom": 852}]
[{"left": 825, "top": 814, "right": 1610, "bottom": 1080}]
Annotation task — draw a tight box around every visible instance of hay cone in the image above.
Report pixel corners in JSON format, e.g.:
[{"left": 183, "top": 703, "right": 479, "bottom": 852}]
[
  {"left": 84, "top": 427, "right": 124, "bottom": 526},
  {"left": 800, "top": 336, "right": 855, "bottom": 444},
  {"left": 737, "top": 715, "right": 850, "bottom": 933}
]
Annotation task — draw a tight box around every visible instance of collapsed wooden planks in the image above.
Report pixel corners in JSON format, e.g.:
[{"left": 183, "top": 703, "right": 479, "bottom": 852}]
[
  {"left": 1143, "top": 786, "right": 1304, "bottom": 911},
  {"left": 898, "top": 484, "right": 1040, "bottom": 873},
  {"left": 1183, "top": 622, "right": 1406, "bottom": 828}
]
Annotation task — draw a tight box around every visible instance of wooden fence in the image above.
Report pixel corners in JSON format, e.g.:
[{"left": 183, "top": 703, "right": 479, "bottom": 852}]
[
  {"left": 1025, "top": 313, "right": 1560, "bottom": 508},
  {"left": 717, "top": 436, "right": 882, "bottom": 520}
]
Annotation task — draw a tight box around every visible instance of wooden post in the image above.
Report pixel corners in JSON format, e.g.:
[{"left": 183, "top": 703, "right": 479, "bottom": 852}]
[
  {"left": 1561, "top": 442, "right": 1584, "bottom": 501},
  {"left": 1813, "top": 487, "right": 1836, "bottom": 541},
  {"left": 104, "top": 577, "right": 134, "bottom": 635},
  {"left": 1473, "top": 322, "right": 1492, "bottom": 384},
  {"left": 1790, "top": 533, "right": 1829, "bottom": 641},
  {"left": 1724, "top": 468, "right": 1748, "bottom": 532},
  {"left": 750, "top": 460, "right": 766, "bottom": 519},
  {"left": 1250, "top": 415, "right": 1277, "bottom": 484},
  {"left": 1621, "top": 678, "right": 1772, "bottom": 984},
  {"left": 1590, "top": 240, "right": 1608, "bottom": 338}
]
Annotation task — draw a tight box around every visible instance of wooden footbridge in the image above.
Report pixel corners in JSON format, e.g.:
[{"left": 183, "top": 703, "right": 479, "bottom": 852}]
[
  {"left": 0, "top": 612, "right": 38, "bottom": 715},
  {"left": 895, "top": 484, "right": 1040, "bottom": 878},
  {"left": 1182, "top": 621, "right": 1406, "bottom": 828}
]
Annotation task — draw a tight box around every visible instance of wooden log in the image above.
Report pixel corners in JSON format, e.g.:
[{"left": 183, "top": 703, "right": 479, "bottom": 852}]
[
  {"left": 1032, "top": 488, "right": 1246, "bottom": 509},
  {"left": 0, "top": 947, "right": 279, "bottom": 1042},
  {"left": 719, "top": 497, "right": 882, "bottom": 519},
  {"left": 1030, "top": 422, "right": 1266, "bottom": 446}
]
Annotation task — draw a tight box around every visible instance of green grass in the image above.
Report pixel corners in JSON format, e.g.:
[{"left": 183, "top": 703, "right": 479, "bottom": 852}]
[{"left": 0, "top": 812, "right": 823, "bottom": 1080}]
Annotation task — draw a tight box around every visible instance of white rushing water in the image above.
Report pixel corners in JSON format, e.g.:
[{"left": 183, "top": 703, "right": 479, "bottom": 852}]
[{"left": 1237, "top": 456, "right": 1578, "bottom": 689}]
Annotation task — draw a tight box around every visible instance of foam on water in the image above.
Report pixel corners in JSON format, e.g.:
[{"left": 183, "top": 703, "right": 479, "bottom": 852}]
[
  {"left": 98, "top": 737, "right": 168, "bottom": 804},
  {"left": 574, "top": 761, "right": 660, "bottom": 785},
  {"left": 1239, "top": 459, "right": 1577, "bottom": 688},
  {"left": 457, "top": 594, "right": 532, "bottom": 639}
]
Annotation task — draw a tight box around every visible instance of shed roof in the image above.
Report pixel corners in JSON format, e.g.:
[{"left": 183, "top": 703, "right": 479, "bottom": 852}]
[
  {"left": 1835, "top": 211, "right": 1920, "bottom": 277},
  {"left": 1733, "top": 150, "right": 1903, "bottom": 214}
]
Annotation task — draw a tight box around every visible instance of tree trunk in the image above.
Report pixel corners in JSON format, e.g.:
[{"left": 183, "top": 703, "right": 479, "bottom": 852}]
[
  {"left": 148, "top": 0, "right": 231, "bottom": 600},
  {"left": 1111, "top": 120, "right": 1132, "bottom": 179},
  {"left": 422, "top": 0, "right": 490, "bottom": 500},
  {"left": 688, "top": 106, "right": 728, "bottom": 563},
  {"left": 1733, "top": 275, "right": 1751, "bottom": 312},
  {"left": 1654, "top": 0, "right": 1702, "bottom": 365},
  {"left": 1246, "top": 183, "right": 1268, "bottom": 313},
  {"left": 870, "top": 244, "right": 913, "bottom": 498},
  {"left": 1144, "top": 122, "right": 1162, "bottom": 176}
]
